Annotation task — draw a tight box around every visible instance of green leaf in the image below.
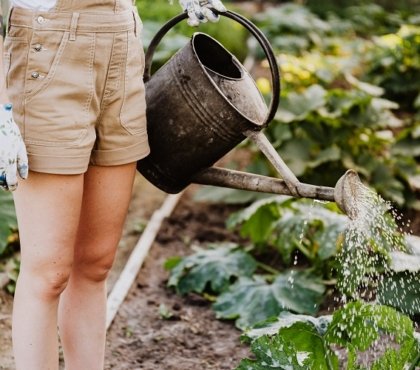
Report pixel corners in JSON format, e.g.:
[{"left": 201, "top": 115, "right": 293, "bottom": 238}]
[
  {"left": 235, "top": 334, "right": 310, "bottom": 370},
  {"left": 371, "top": 338, "right": 420, "bottom": 370},
  {"left": 377, "top": 271, "right": 420, "bottom": 315},
  {"left": 242, "top": 314, "right": 338, "bottom": 370},
  {"left": 167, "top": 243, "right": 257, "bottom": 295},
  {"left": 389, "top": 251, "right": 420, "bottom": 272},
  {"left": 345, "top": 73, "right": 385, "bottom": 97},
  {"left": 274, "top": 203, "right": 346, "bottom": 262},
  {"left": 276, "top": 85, "right": 327, "bottom": 123},
  {"left": 0, "top": 191, "right": 17, "bottom": 255},
  {"left": 279, "top": 322, "right": 339, "bottom": 370},
  {"left": 227, "top": 197, "right": 290, "bottom": 245},
  {"left": 325, "top": 301, "right": 415, "bottom": 352},
  {"left": 307, "top": 146, "right": 341, "bottom": 169},
  {"left": 213, "top": 271, "right": 325, "bottom": 329},
  {"left": 243, "top": 311, "right": 332, "bottom": 341},
  {"left": 277, "top": 139, "right": 313, "bottom": 176},
  {"left": 164, "top": 256, "right": 182, "bottom": 271}
]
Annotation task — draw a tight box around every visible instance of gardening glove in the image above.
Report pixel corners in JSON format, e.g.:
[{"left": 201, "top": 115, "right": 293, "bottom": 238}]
[
  {"left": 179, "top": 0, "right": 226, "bottom": 27},
  {"left": 0, "top": 103, "right": 28, "bottom": 191}
]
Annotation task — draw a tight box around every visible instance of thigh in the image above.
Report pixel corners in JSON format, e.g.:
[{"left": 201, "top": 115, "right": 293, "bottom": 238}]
[
  {"left": 73, "top": 163, "right": 137, "bottom": 263},
  {"left": 13, "top": 171, "right": 84, "bottom": 273}
]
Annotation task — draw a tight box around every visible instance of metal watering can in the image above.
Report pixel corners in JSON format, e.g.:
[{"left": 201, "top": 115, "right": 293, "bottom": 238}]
[{"left": 137, "top": 11, "right": 361, "bottom": 219}]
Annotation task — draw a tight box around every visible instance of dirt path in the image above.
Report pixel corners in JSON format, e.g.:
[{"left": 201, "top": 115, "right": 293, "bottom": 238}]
[
  {"left": 104, "top": 192, "right": 250, "bottom": 370},
  {"left": 0, "top": 174, "right": 167, "bottom": 370}
]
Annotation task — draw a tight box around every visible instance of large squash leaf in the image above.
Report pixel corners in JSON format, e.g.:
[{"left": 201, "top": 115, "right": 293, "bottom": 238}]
[
  {"left": 167, "top": 243, "right": 257, "bottom": 295},
  {"left": 274, "top": 203, "right": 346, "bottom": 263},
  {"left": 243, "top": 311, "right": 331, "bottom": 342},
  {"left": 377, "top": 271, "right": 420, "bottom": 315},
  {"left": 213, "top": 270, "right": 325, "bottom": 329},
  {"left": 235, "top": 334, "right": 310, "bottom": 370},
  {"left": 242, "top": 313, "right": 338, "bottom": 370}
]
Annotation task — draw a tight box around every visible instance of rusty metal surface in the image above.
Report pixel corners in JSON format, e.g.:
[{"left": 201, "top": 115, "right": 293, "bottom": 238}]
[{"left": 137, "top": 33, "right": 267, "bottom": 193}]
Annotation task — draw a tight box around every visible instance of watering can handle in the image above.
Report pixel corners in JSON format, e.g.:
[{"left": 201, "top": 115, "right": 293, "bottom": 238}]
[{"left": 143, "top": 10, "right": 280, "bottom": 127}]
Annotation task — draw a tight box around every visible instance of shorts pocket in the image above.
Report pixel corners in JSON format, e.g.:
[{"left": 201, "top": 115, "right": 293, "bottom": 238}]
[
  {"left": 23, "top": 32, "right": 96, "bottom": 145},
  {"left": 24, "top": 31, "right": 70, "bottom": 100}
]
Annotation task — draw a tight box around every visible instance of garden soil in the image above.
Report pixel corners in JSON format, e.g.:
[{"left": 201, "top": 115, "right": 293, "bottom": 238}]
[{"left": 104, "top": 189, "right": 250, "bottom": 370}]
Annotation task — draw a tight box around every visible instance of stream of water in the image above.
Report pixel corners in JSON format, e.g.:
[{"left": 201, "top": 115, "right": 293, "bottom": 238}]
[{"left": 337, "top": 181, "right": 413, "bottom": 303}]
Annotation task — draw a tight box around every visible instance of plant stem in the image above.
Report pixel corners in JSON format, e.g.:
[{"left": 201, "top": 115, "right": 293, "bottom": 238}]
[
  {"left": 323, "top": 339, "right": 335, "bottom": 370},
  {"left": 256, "top": 261, "right": 280, "bottom": 275},
  {"left": 293, "top": 239, "right": 313, "bottom": 261}
]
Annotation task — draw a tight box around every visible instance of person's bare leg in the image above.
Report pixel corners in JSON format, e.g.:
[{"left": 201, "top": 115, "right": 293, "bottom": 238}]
[
  {"left": 12, "top": 172, "right": 84, "bottom": 370},
  {"left": 58, "top": 163, "right": 137, "bottom": 370}
]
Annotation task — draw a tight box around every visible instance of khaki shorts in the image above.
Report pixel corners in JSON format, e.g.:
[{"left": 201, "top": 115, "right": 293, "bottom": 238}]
[{"left": 3, "top": 6, "right": 150, "bottom": 174}]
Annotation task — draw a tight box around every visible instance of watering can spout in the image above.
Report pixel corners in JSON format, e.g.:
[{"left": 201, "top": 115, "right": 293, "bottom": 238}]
[
  {"left": 192, "top": 167, "right": 362, "bottom": 220},
  {"left": 334, "top": 169, "right": 362, "bottom": 220}
]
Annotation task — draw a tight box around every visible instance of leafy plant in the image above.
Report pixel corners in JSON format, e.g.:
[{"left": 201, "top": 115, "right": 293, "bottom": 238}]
[
  {"left": 213, "top": 270, "right": 325, "bottom": 330},
  {"left": 166, "top": 243, "right": 257, "bottom": 295},
  {"left": 376, "top": 241, "right": 420, "bottom": 315},
  {"left": 227, "top": 196, "right": 346, "bottom": 264},
  {"left": 257, "top": 83, "right": 418, "bottom": 208},
  {"left": 136, "top": 0, "right": 248, "bottom": 66},
  {"left": 236, "top": 333, "right": 312, "bottom": 370},
  {"left": 365, "top": 25, "right": 420, "bottom": 111},
  {"left": 378, "top": 271, "right": 420, "bottom": 315},
  {"left": 252, "top": 4, "right": 331, "bottom": 55},
  {"left": 239, "top": 302, "right": 420, "bottom": 370}
]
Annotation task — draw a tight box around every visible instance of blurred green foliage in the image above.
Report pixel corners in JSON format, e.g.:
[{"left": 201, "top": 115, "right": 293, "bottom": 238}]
[
  {"left": 136, "top": 0, "right": 248, "bottom": 63},
  {"left": 248, "top": 3, "right": 419, "bottom": 209}
]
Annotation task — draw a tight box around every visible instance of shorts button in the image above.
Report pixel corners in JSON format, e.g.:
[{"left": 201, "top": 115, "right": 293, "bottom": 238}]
[
  {"left": 31, "top": 71, "right": 40, "bottom": 79},
  {"left": 34, "top": 43, "right": 42, "bottom": 52},
  {"left": 36, "top": 16, "right": 46, "bottom": 24}
]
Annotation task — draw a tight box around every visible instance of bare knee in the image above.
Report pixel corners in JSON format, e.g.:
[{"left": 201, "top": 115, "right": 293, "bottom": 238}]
[
  {"left": 73, "top": 246, "right": 117, "bottom": 283},
  {"left": 20, "top": 264, "right": 73, "bottom": 300}
]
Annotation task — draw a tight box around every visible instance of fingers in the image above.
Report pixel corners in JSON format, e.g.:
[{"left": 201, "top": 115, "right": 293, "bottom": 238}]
[
  {"left": 181, "top": 0, "right": 225, "bottom": 26},
  {"left": 202, "top": 7, "right": 219, "bottom": 23},
  {"left": 17, "top": 143, "right": 29, "bottom": 180},
  {"left": 5, "top": 164, "right": 18, "bottom": 191},
  {"left": 0, "top": 154, "right": 28, "bottom": 191},
  {"left": 207, "top": 0, "right": 226, "bottom": 12},
  {"left": 187, "top": 9, "right": 202, "bottom": 27},
  {"left": 0, "top": 170, "right": 8, "bottom": 191}
]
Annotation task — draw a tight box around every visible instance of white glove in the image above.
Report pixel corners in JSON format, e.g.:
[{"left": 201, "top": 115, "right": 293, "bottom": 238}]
[
  {"left": 0, "top": 104, "right": 28, "bottom": 191},
  {"left": 179, "top": 0, "right": 226, "bottom": 27}
]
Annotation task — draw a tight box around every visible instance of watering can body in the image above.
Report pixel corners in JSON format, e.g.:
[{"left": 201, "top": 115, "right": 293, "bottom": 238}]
[{"left": 137, "top": 31, "right": 268, "bottom": 193}]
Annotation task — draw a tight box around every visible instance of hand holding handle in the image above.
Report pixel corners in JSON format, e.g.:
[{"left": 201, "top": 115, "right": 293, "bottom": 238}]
[
  {"left": 179, "top": 0, "right": 226, "bottom": 26},
  {"left": 0, "top": 104, "right": 28, "bottom": 191}
]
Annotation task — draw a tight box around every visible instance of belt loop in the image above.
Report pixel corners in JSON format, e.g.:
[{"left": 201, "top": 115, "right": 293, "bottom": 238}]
[{"left": 69, "top": 12, "right": 79, "bottom": 41}]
